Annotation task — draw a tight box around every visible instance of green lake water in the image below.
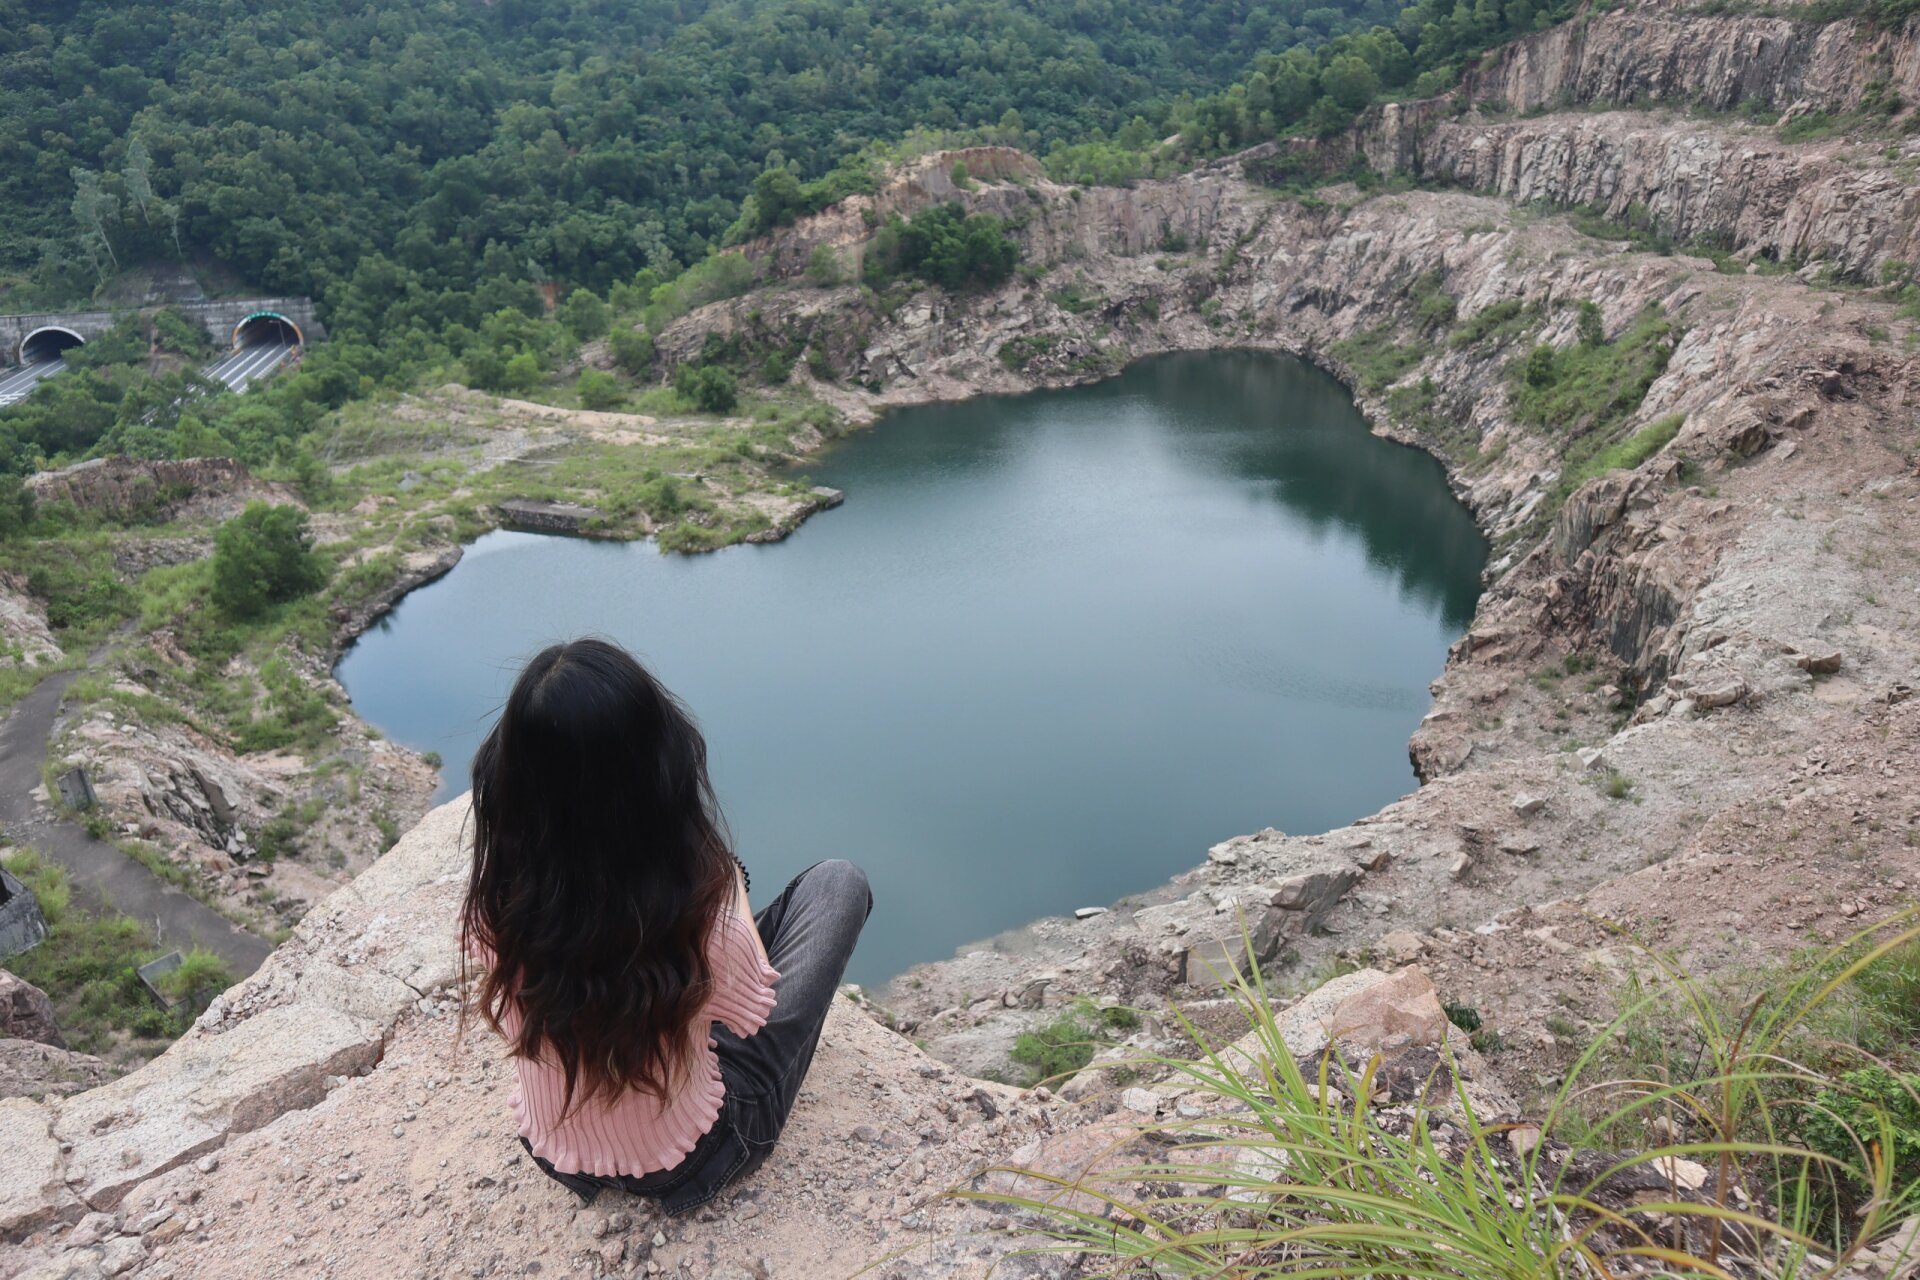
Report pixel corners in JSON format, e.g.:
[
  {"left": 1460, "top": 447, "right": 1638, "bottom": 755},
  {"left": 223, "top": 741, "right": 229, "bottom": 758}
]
[{"left": 335, "top": 351, "right": 1486, "bottom": 984}]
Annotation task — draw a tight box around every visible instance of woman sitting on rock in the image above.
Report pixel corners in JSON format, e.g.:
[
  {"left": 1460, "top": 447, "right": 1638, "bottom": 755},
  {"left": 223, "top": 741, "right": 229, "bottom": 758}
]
[{"left": 460, "top": 638, "right": 871, "bottom": 1213}]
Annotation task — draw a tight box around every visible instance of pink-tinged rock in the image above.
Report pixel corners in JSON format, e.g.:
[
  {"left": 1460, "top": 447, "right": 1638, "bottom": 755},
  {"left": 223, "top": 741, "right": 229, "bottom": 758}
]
[{"left": 1324, "top": 967, "right": 1451, "bottom": 1054}]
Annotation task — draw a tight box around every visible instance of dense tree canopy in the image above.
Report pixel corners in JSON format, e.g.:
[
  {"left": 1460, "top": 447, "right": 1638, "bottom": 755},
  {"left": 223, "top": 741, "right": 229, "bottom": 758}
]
[
  {"left": 0, "top": 0, "right": 1587, "bottom": 485},
  {"left": 0, "top": 0, "right": 1418, "bottom": 314}
]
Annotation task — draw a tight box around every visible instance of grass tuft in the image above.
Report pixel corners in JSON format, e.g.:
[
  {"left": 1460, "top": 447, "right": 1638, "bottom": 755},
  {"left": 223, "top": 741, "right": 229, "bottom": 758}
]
[{"left": 962, "top": 913, "right": 1920, "bottom": 1277}]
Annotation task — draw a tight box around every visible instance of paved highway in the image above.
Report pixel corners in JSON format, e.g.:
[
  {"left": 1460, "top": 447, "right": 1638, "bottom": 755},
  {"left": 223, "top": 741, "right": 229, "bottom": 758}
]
[
  {"left": 0, "top": 336, "right": 295, "bottom": 411},
  {"left": 0, "top": 358, "right": 66, "bottom": 407},
  {"left": 203, "top": 338, "right": 295, "bottom": 392}
]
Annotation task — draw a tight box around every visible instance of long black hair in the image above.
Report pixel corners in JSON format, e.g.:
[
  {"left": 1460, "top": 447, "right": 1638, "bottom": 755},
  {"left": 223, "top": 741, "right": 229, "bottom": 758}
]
[{"left": 461, "top": 638, "right": 735, "bottom": 1111}]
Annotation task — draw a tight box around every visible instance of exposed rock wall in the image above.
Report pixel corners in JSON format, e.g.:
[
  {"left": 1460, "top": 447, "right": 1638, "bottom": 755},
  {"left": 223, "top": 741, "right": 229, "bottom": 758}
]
[
  {"left": 650, "top": 0, "right": 1920, "bottom": 1073},
  {"left": 1454, "top": 7, "right": 1920, "bottom": 115},
  {"left": 1398, "top": 113, "right": 1920, "bottom": 277},
  {"left": 25, "top": 457, "right": 297, "bottom": 526}
]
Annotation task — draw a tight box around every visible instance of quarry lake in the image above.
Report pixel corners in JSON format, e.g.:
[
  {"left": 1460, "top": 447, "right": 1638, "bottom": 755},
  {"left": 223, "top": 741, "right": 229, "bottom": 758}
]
[{"left": 336, "top": 351, "right": 1486, "bottom": 984}]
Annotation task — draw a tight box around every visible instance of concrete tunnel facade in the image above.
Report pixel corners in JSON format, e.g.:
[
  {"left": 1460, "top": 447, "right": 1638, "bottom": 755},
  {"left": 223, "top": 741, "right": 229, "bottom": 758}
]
[
  {"left": 18, "top": 325, "right": 87, "bottom": 365},
  {"left": 0, "top": 298, "right": 325, "bottom": 367}
]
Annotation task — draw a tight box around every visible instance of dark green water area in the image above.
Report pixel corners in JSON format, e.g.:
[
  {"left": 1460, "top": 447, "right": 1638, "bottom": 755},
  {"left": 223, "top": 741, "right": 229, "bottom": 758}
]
[{"left": 336, "top": 351, "right": 1486, "bottom": 984}]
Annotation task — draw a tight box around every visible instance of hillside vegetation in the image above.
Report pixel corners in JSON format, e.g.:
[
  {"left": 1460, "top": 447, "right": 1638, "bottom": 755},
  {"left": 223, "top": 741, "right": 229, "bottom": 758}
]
[{"left": 0, "top": 0, "right": 1592, "bottom": 477}]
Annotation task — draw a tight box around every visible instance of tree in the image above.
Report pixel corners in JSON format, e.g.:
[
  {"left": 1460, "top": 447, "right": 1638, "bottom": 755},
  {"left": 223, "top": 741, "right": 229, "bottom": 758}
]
[
  {"left": 122, "top": 138, "right": 156, "bottom": 225},
  {"left": 1321, "top": 54, "right": 1381, "bottom": 111},
  {"left": 211, "top": 503, "right": 326, "bottom": 620},
  {"left": 561, "top": 289, "right": 610, "bottom": 341},
  {"left": 69, "top": 168, "right": 121, "bottom": 277}
]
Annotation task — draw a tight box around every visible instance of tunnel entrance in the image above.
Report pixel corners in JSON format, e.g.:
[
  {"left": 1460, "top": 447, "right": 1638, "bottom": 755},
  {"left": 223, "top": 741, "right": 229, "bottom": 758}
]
[
  {"left": 20, "top": 326, "right": 84, "bottom": 365},
  {"left": 232, "top": 313, "right": 302, "bottom": 349}
]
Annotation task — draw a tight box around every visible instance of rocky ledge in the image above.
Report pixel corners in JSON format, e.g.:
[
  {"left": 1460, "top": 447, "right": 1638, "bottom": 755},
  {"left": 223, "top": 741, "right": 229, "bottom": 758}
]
[
  {"left": 14, "top": 792, "right": 1872, "bottom": 1280},
  {"left": 0, "top": 797, "right": 1449, "bottom": 1278}
]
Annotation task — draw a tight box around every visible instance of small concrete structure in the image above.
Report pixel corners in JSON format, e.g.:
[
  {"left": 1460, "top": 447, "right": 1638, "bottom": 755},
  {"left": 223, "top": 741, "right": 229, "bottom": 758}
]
[
  {"left": 137, "top": 951, "right": 186, "bottom": 1010},
  {"left": 0, "top": 867, "right": 49, "bottom": 960},
  {"left": 55, "top": 767, "right": 97, "bottom": 812},
  {"left": 495, "top": 498, "right": 603, "bottom": 533}
]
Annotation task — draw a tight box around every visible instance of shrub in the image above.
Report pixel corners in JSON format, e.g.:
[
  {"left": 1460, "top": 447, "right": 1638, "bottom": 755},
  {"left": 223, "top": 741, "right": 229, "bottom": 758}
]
[
  {"left": 210, "top": 503, "right": 326, "bottom": 620},
  {"left": 1010, "top": 1015, "right": 1100, "bottom": 1084},
  {"left": 1509, "top": 307, "right": 1676, "bottom": 442},
  {"left": 804, "top": 244, "right": 843, "bottom": 288},
  {"left": 1417, "top": 289, "right": 1458, "bottom": 331},
  {"left": 500, "top": 351, "right": 543, "bottom": 393},
  {"left": 1331, "top": 325, "right": 1421, "bottom": 393},
  {"left": 2, "top": 848, "right": 189, "bottom": 1059},
  {"left": 1450, "top": 299, "right": 1531, "bottom": 349},
  {"left": 152, "top": 307, "right": 214, "bottom": 359},
  {"left": 1576, "top": 299, "right": 1606, "bottom": 346},
  {"left": 673, "top": 363, "right": 739, "bottom": 414},
  {"left": 644, "top": 252, "right": 755, "bottom": 331},
  {"left": 233, "top": 656, "right": 339, "bottom": 753},
  {"left": 1802, "top": 1067, "right": 1920, "bottom": 1228},
  {"left": 1523, "top": 344, "right": 1557, "bottom": 388},
  {"left": 1008, "top": 1001, "right": 1138, "bottom": 1086},
  {"left": 1555, "top": 413, "right": 1685, "bottom": 500},
  {"left": 608, "top": 327, "right": 655, "bottom": 377},
  {"left": 996, "top": 334, "right": 1057, "bottom": 372},
  {"left": 575, "top": 368, "right": 625, "bottom": 410},
  {"left": 862, "top": 202, "right": 1020, "bottom": 292},
  {"left": 153, "top": 947, "right": 236, "bottom": 1006}
]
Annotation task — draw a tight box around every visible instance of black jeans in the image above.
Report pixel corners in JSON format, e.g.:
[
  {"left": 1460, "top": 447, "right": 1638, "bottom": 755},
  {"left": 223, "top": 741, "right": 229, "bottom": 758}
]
[{"left": 524, "top": 859, "right": 873, "bottom": 1214}]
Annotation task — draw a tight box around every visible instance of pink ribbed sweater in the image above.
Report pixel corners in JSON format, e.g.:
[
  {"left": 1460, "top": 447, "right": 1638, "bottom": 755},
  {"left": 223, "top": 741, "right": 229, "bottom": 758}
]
[{"left": 496, "top": 911, "right": 780, "bottom": 1178}]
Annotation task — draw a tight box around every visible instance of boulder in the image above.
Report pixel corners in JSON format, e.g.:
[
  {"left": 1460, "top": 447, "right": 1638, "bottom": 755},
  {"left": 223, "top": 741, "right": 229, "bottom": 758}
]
[
  {"left": 54, "top": 1003, "right": 385, "bottom": 1208},
  {"left": 1691, "top": 676, "right": 1748, "bottom": 709},
  {"left": 0, "top": 970, "right": 65, "bottom": 1048},
  {"left": 0, "top": 1096, "right": 80, "bottom": 1237},
  {"left": 1792, "top": 648, "right": 1842, "bottom": 675},
  {"left": 0, "top": 1039, "right": 114, "bottom": 1101},
  {"left": 1173, "top": 854, "right": 1361, "bottom": 987},
  {"left": 1375, "top": 930, "right": 1426, "bottom": 967},
  {"left": 1324, "top": 967, "right": 1452, "bottom": 1055}
]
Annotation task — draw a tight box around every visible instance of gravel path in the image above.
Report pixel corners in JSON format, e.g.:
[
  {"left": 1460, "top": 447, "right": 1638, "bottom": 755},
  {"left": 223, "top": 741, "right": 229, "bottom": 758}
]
[{"left": 0, "top": 668, "right": 272, "bottom": 975}]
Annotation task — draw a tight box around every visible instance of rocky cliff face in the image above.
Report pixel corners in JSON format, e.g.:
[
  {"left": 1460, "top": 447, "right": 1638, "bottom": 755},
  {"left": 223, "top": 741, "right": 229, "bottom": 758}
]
[
  {"left": 1453, "top": 5, "right": 1920, "bottom": 117},
  {"left": 651, "top": 3, "right": 1920, "bottom": 1077},
  {"left": 1376, "top": 112, "right": 1920, "bottom": 277}
]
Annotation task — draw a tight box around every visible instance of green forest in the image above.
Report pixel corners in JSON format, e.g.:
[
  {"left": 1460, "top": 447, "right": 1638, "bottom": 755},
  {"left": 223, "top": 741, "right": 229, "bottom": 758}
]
[{"left": 0, "top": 0, "right": 1580, "bottom": 482}]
